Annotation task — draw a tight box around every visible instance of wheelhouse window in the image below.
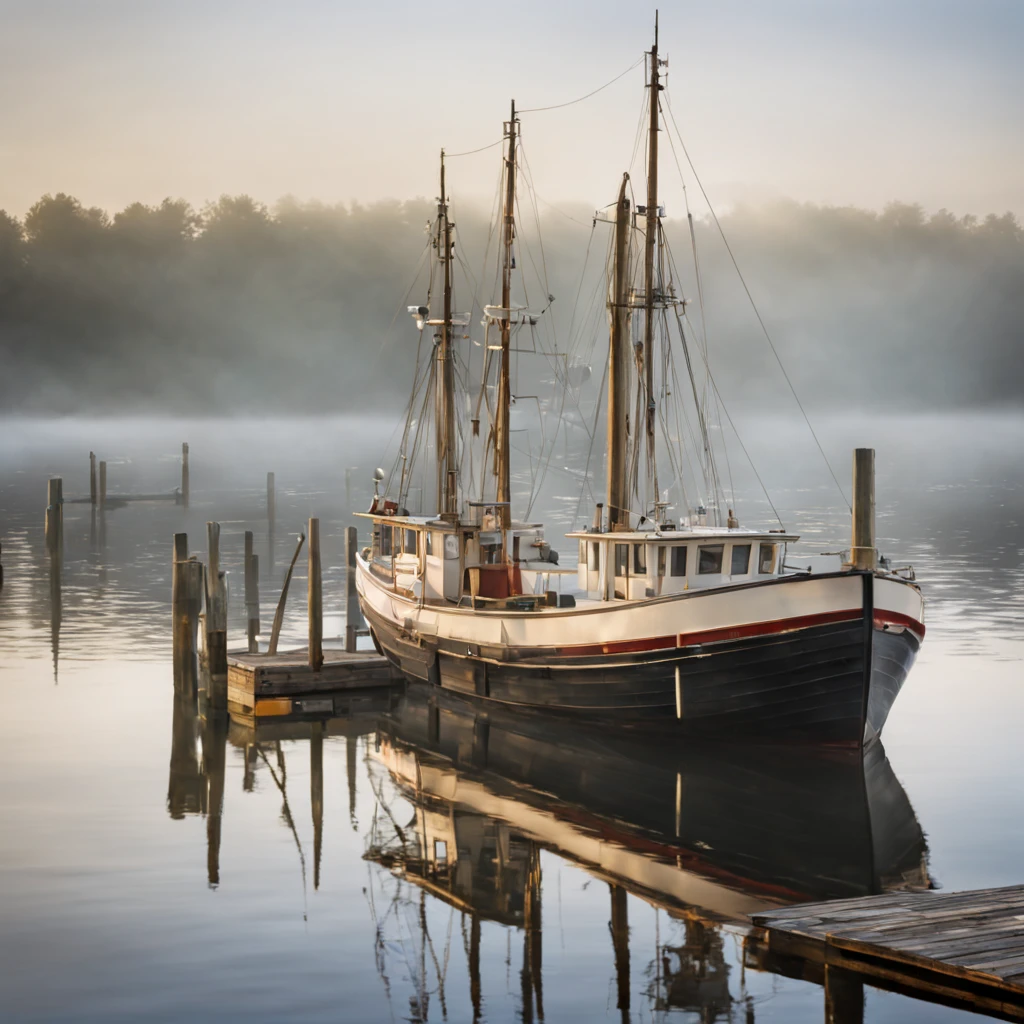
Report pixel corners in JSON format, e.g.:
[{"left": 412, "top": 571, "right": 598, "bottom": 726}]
[
  {"left": 656, "top": 546, "right": 666, "bottom": 577},
  {"left": 579, "top": 539, "right": 587, "bottom": 566},
  {"left": 670, "top": 545, "right": 687, "bottom": 577},
  {"left": 633, "top": 544, "right": 646, "bottom": 574},
  {"left": 403, "top": 529, "right": 418, "bottom": 555},
  {"left": 698, "top": 544, "right": 724, "bottom": 574},
  {"left": 758, "top": 542, "right": 777, "bottom": 574},
  {"left": 614, "top": 544, "right": 628, "bottom": 576},
  {"left": 380, "top": 524, "right": 393, "bottom": 557},
  {"left": 591, "top": 542, "right": 600, "bottom": 567},
  {"left": 426, "top": 532, "right": 434, "bottom": 556},
  {"left": 731, "top": 544, "right": 751, "bottom": 575}
]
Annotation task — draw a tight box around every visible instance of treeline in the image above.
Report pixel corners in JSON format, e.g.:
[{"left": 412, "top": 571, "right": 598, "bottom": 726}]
[{"left": 0, "top": 192, "right": 1021, "bottom": 413}]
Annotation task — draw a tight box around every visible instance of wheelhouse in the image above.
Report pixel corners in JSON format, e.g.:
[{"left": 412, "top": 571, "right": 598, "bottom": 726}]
[{"left": 568, "top": 528, "right": 799, "bottom": 601}]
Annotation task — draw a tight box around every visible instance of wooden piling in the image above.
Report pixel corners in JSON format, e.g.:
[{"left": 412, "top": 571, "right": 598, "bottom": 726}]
[
  {"left": 267, "top": 472, "right": 276, "bottom": 524},
  {"left": 89, "top": 452, "right": 97, "bottom": 505},
  {"left": 204, "top": 522, "right": 227, "bottom": 679},
  {"left": 345, "top": 526, "right": 362, "bottom": 653},
  {"left": 851, "top": 448, "right": 876, "bottom": 570},
  {"left": 308, "top": 517, "right": 323, "bottom": 672},
  {"left": 45, "top": 477, "right": 63, "bottom": 549},
  {"left": 172, "top": 534, "right": 203, "bottom": 696},
  {"left": 181, "top": 443, "right": 190, "bottom": 508},
  {"left": 268, "top": 532, "right": 305, "bottom": 655},
  {"left": 99, "top": 461, "right": 107, "bottom": 509},
  {"left": 824, "top": 965, "right": 864, "bottom": 1024},
  {"left": 244, "top": 530, "right": 260, "bottom": 654}
]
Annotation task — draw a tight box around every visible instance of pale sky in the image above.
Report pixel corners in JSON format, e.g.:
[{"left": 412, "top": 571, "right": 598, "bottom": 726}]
[{"left": 2, "top": 0, "right": 1022, "bottom": 219}]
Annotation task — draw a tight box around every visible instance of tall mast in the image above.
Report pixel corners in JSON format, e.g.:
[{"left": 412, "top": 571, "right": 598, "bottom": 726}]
[
  {"left": 607, "top": 173, "right": 632, "bottom": 532},
  {"left": 436, "top": 150, "right": 458, "bottom": 520},
  {"left": 495, "top": 100, "right": 517, "bottom": 529},
  {"left": 643, "top": 15, "right": 661, "bottom": 507}
]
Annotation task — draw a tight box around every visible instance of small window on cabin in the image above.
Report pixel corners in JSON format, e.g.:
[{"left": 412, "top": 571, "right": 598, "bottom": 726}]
[
  {"left": 698, "top": 544, "right": 724, "bottom": 574},
  {"left": 633, "top": 544, "right": 646, "bottom": 574},
  {"left": 657, "top": 546, "right": 666, "bottom": 577},
  {"left": 579, "top": 540, "right": 587, "bottom": 566},
  {"left": 671, "top": 545, "right": 687, "bottom": 577},
  {"left": 731, "top": 544, "right": 751, "bottom": 575},
  {"left": 758, "top": 542, "right": 777, "bottom": 574},
  {"left": 444, "top": 534, "right": 459, "bottom": 560},
  {"left": 433, "top": 839, "right": 448, "bottom": 863},
  {"left": 380, "top": 525, "right": 392, "bottom": 557},
  {"left": 404, "top": 529, "right": 418, "bottom": 555},
  {"left": 426, "top": 532, "right": 434, "bottom": 556},
  {"left": 591, "top": 542, "right": 600, "bottom": 567},
  {"left": 615, "top": 544, "right": 628, "bottom": 575}
]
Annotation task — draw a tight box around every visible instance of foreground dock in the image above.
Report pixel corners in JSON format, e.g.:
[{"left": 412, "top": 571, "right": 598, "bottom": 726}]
[
  {"left": 750, "top": 884, "right": 1024, "bottom": 1020},
  {"left": 227, "top": 648, "right": 401, "bottom": 723}
]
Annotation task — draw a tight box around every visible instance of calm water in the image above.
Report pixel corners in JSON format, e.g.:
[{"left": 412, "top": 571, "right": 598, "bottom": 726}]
[{"left": 1, "top": 416, "right": 1023, "bottom": 1023}]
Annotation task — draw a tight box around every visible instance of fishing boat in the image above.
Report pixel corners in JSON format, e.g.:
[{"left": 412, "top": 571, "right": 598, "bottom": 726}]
[{"left": 356, "top": 23, "right": 924, "bottom": 746}]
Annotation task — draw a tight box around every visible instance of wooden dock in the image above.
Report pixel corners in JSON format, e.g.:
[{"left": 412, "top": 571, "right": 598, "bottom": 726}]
[
  {"left": 227, "top": 648, "right": 402, "bottom": 723},
  {"left": 751, "top": 885, "right": 1024, "bottom": 1020}
]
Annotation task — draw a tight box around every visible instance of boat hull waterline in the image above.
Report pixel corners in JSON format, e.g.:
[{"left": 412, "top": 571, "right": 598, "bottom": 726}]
[{"left": 357, "top": 563, "right": 923, "bottom": 746}]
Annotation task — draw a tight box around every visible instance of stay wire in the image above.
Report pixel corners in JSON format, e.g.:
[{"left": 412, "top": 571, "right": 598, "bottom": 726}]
[
  {"left": 662, "top": 91, "right": 850, "bottom": 511},
  {"left": 519, "top": 56, "right": 644, "bottom": 114}
]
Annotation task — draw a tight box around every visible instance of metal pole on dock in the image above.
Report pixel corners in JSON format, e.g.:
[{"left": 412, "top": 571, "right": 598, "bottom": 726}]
[
  {"left": 244, "top": 530, "right": 260, "bottom": 654},
  {"left": 99, "top": 461, "right": 107, "bottom": 509},
  {"left": 308, "top": 517, "right": 323, "bottom": 671},
  {"left": 345, "top": 526, "right": 362, "bottom": 653},
  {"left": 851, "top": 448, "right": 876, "bottom": 570},
  {"left": 89, "top": 452, "right": 97, "bottom": 505},
  {"left": 181, "top": 443, "right": 190, "bottom": 508},
  {"left": 267, "top": 472, "right": 276, "bottom": 525}
]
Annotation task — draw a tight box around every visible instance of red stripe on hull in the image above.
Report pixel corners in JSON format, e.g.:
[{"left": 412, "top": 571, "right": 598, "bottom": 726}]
[
  {"left": 556, "top": 608, "right": 864, "bottom": 658},
  {"left": 874, "top": 610, "right": 926, "bottom": 640}
]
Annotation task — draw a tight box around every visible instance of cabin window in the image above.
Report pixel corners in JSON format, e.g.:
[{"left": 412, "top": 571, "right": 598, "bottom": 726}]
[
  {"left": 433, "top": 839, "right": 448, "bottom": 863},
  {"left": 444, "top": 534, "right": 459, "bottom": 559},
  {"left": 426, "top": 532, "right": 434, "bottom": 556},
  {"left": 698, "top": 544, "right": 724, "bottom": 574},
  {"left": 656, "top": 546, "right": 666, "bottom": 577},
  {"left": 671, "top": 545, "right": 687, "bottom": 577},
  {"left": 380, "top": 525, "right": 393, "bottom": 557},
  {"left": 759, "top": 542, "right": 777, "bottom": 574},
  {"left": 579, "top": 539, "right": 587, "bottom": 566},
  {"left": 591, "top": 542, "right": 600, "bottom": 567},
  {"left": 633, "top": 544, "right": 646, "bottom": 574},
  {"left": 404, "top": 529, "right": 418, "bottom": 555},
  {"left": 615, "top": 544, "right": 628, "bottom": 575},
  {"left": 731, "top": 544, "right": 751, "bottom": 575}
]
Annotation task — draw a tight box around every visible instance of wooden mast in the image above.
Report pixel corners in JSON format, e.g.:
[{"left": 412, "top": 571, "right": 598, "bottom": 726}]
[
  {"left": 607, "top": 173, "right": 632, "bottom": 532},
  {"left": 437, "top": 150, "right": 458, "bottom": 521},
  {"left": 495, "top": 100, "right": 517, "bottom": 529},
  {"left": 643, "top": 15, "right": 661, "bottom": 508}
]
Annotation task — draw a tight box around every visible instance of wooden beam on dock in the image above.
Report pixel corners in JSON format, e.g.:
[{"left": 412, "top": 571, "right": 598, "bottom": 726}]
[
  {"left": 225, "top": 648, "right": 400, "bottom": 723},
  {"left": 752, "top": 885, "right": 1024, "bottom": 1019}
]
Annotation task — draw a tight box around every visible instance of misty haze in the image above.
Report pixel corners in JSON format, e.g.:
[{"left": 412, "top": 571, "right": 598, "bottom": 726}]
[{"left": 2, "top": 3, "right": 1024, "bottom": 1024}]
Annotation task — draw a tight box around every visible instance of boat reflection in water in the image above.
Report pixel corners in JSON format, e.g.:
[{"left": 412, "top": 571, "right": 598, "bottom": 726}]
[{"left": 367, "top": 688, "right": 930, "bottom": 1019}]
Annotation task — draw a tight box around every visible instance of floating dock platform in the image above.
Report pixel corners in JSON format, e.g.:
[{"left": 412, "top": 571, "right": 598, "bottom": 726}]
[
  {"left": 227, "top": 648, "right": 402, "bottom": 724},
  {"left": 750, "top": 884, "right": 1024, "bottom": 1020}
]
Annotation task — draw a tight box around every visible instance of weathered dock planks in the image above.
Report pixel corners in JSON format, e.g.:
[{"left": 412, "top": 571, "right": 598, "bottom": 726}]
[
  {"left": 227, "top": 648, "right": 402, "bottom": 723},
  {"left": 751, "top": 885, "right": 1024, "bottom": 1019}
]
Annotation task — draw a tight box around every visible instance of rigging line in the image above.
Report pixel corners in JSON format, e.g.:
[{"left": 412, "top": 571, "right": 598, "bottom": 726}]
[
  {"left": 447, "top": 138, "right": 503, "bottom": 158},
  {"left": 679, "top": 305, "right": 785, "bottom": 528},
  {"left": 519, "top": 55, "right": 644, "bottom": 114},
  {"left": 662, "top": 91, "right": 851, "bottom": 510},
  {"left": 571, "top": 353, "right": 609, "bottom": 532}
]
